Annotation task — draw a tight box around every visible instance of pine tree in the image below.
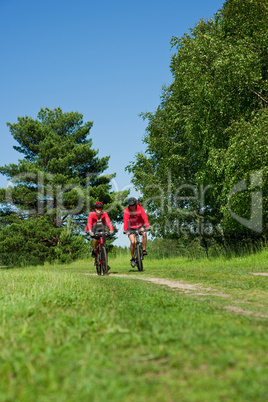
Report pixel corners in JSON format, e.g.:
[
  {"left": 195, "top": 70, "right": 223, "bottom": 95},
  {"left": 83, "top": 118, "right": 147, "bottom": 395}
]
[{"left": 0, "top": 107, "right": 126, "bottom": 265}]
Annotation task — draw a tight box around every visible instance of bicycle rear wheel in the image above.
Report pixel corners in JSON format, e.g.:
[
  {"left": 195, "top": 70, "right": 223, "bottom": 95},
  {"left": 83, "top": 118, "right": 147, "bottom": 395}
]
[
  {"left": 136, "top": 244, "right": 143, "bottom": 272},
  {"left": 101, "top": 247, "right": 108, "bottom": 274}
]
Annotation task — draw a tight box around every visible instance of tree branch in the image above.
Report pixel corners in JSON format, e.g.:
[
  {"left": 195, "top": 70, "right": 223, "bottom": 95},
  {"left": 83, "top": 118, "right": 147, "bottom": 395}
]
[{"left": 248, "top": 87, "right": 268, "bottom": 104}]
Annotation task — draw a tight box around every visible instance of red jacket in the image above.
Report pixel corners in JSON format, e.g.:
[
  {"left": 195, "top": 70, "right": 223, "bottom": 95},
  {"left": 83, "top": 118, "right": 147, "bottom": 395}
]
[
  {"left": 85, "top": 211, "right": 113, "bottom": 232},
  {"left": 123, "top": 203, "right": 149, "bottom": 231}
]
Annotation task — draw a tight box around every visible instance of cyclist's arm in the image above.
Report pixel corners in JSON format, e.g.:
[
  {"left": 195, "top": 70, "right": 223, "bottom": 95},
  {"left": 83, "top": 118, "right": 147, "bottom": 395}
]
[
  {"left": 140, "top": 207, "right": 149, "bottom": 229},
  {"left": 103, "top": 212, "right": 114, "bottom": 232},
  {"left": 85, "top": 212, "right": 94, "bottom": 233},
  {"left": 123, "top": 209, "right": 130, "bottom": 231}
]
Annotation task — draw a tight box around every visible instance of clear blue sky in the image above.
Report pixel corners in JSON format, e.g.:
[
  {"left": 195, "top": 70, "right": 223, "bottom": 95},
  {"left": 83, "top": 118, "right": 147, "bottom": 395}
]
[{"left": 0, "top": 0, "right": 224, "bottom": 245}]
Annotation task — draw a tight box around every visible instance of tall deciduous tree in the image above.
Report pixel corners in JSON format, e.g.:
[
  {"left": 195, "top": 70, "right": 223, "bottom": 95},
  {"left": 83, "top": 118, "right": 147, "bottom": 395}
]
[
  {"left": 0, "top": 107, "right": 126, "bottom": 265},
  {"left": 128, "top": 0, "right": 268, "bottom": 248}
]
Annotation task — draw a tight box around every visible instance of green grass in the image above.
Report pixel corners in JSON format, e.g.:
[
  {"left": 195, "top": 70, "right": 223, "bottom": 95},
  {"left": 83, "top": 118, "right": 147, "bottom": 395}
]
[{"left": 0, "top": 250, "right": 268, "bottom": 401}]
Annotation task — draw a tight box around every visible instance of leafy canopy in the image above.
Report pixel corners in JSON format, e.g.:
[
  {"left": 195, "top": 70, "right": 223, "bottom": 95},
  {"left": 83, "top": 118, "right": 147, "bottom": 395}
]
[{"left": 128, "top": 0, "right": 268, "bottom": 248}]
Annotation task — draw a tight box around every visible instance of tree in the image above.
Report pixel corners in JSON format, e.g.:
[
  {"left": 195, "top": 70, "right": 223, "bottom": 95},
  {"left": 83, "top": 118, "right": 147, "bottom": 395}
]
[
  {"left": 208, "top": 109, "right": 268, "bottom": 240},
  {"left": 0, "top": 107, "right": 127, "bottom": 265},
  {"left": 127, "top": 0, "right": 268, "bottom": 250}
]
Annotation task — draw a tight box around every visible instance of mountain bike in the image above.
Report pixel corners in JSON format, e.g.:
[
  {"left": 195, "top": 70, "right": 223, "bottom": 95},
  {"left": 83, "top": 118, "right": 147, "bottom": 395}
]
[
  {"left": 124, "top": 228, "right": 150, "bottom": 272},
  {"left": 91, "top": 231, "right": 110, "bottom": 275}
]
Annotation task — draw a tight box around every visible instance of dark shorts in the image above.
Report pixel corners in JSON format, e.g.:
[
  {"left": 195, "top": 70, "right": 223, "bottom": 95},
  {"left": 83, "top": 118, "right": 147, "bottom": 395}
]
[{"left": 128, "top": 225, "right": 145, "bottom": 235}]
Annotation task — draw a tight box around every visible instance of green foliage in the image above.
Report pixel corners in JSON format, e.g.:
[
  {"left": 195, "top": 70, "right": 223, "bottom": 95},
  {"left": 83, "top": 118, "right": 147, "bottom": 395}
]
[
  {"left": 54, "top": 220, "right": 88, "bottom": 264},
  {"left": 109, "top": 245, "right": 129, "bottom": 258},
  {"left": 0, "top": 216, "right": 61, "bottom": 266},
  {"left": 207, "top": 109, "right": 268, "bottom": 237},
  {"left": 146, "top": 238, "right": 206, "bottom": 259},
  {"left": 128, "top": 0, "right": 268, "bottom": 249},
  {"left": 0, "top": 107, "right": 128, "bottom": 266}
]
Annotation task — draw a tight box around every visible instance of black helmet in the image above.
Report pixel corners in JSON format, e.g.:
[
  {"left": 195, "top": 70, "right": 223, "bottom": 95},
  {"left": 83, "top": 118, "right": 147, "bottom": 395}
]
[
  {"left": 128, "top": 197, "right": 137, "bottom": 206},
  {"left": 94, "top": 201, "right": 103, "bottom": 209}
]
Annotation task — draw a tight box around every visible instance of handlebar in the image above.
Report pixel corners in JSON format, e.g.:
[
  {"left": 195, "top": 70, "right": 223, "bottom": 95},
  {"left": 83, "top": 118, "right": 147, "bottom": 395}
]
[
  {"left": 124, "top": 228, "right": 150, "bottom": 235},
  {"left": 90, "top": 231, "right": 111, "bottom": 239}
]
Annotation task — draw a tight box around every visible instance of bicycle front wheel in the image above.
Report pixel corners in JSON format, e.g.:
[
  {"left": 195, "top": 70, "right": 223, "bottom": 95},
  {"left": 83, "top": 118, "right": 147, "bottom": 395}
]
[
  {"left": 101, "top": 247, "right": 108, "bottom": 274},
  {"left": 136, "top": 244, "right": 143, "bottom": 272},
  {"left": 95, "top": 254, "right": 101, "bottom": 276}
]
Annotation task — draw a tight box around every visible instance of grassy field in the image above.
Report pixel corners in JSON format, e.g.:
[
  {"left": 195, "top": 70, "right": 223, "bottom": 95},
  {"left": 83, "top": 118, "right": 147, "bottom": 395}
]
[{"left": 0, "top": 250, "right": 268, "bottom": 401}]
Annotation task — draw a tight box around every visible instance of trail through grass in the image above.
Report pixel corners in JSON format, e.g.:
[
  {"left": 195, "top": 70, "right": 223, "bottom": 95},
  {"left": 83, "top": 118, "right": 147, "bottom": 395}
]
[{"left": 0, "top": 250, "right": 267, "bottom": 401}]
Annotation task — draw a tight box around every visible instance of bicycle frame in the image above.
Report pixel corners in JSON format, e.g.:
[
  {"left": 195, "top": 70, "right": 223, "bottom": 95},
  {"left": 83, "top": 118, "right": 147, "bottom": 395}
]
[
  {"left": 91, "top": 231, "right": 109, "bottom": 275},
  {"left": 124, "top": 228, "right": 150, "bottom": 271}
]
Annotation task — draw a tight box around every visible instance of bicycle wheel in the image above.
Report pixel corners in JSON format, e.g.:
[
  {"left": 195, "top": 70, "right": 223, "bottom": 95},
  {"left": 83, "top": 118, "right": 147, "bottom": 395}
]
[
  {"left": 101, "top": 247, "right": 108, "bottom": 274},
  {"left": 136, "top": 244, "right": 143, "bottom": 272},
  {"left": 95, "top": 254, "right": 101, "bottom": 275}
]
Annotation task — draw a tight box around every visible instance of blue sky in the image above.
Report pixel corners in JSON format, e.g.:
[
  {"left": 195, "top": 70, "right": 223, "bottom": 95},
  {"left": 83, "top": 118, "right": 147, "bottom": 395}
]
[{"left": 0, "top": 0, "right": 224, "bottom": 245}]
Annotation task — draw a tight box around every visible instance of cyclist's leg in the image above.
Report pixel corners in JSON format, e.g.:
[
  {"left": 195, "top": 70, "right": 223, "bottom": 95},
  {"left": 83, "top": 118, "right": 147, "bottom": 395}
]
[
  {"left": 128, "top": 234, "right": 135, "bottom": 259},
  {"left": 92, "top": 238, "right": 99, "bottom": 257},
  {"left": 93, "top": 238, "right": 100, "bottom": 250},
  {"left": 142, "top": 231, "right": 147, "bottom": 251},
  {"left": 136, "top": 225, "right": 147, "bottom": 254},
  {"left": 92, "top": 224, "right": 100, "bottom": 255},
  {"left": 139, "top": 225, "right": 147, "bottom": 256}
]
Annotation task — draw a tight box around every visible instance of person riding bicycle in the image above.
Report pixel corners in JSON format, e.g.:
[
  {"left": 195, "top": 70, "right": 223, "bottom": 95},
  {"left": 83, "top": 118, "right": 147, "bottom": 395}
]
[
  {"left": 85, "top": 201, "right": 114, "bottom": 258},
  {"left": 123, "top": 197, "right": 149, "bottom": 267}
]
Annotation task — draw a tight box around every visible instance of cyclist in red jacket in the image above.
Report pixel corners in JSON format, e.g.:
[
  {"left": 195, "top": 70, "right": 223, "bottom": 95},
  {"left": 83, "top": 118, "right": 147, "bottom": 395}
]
[
  {"left": 85, "top": 201, "right": 114, "bottom": 258},
  {"left": 123, "top": 197, "right": 149, "bottom": 267}
]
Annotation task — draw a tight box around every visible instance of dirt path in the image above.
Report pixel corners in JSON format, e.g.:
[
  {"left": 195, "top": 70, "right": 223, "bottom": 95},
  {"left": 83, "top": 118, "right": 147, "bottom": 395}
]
[
  {"left": 84, "top": 273, "right": 231, "bottom": 297},
  {"left": 83, "top": 273, "right": 267, "bottom": 318}
]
